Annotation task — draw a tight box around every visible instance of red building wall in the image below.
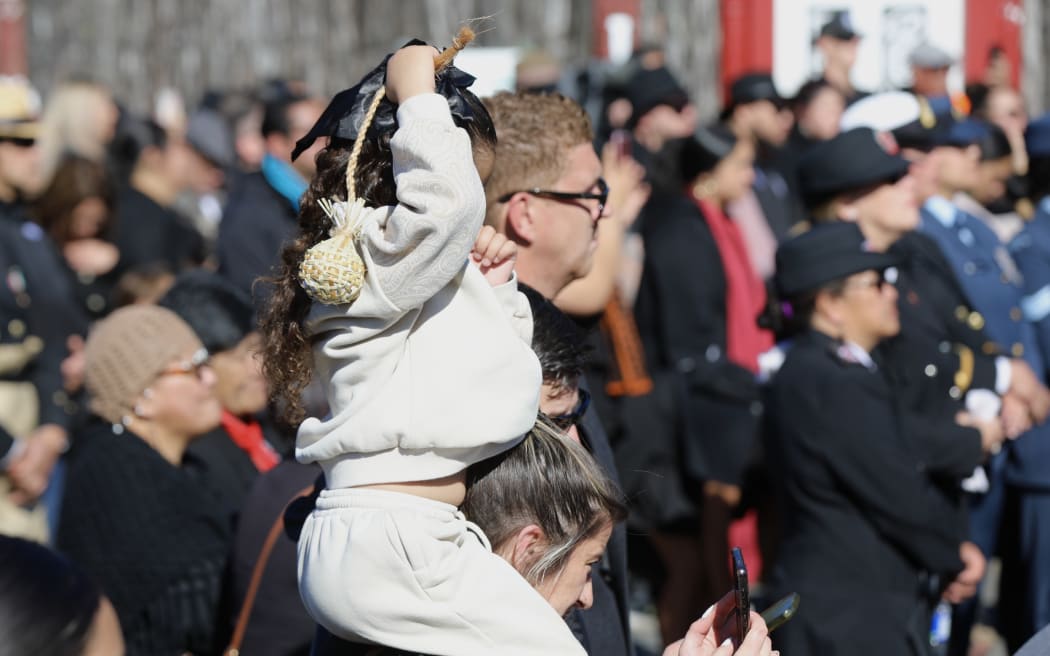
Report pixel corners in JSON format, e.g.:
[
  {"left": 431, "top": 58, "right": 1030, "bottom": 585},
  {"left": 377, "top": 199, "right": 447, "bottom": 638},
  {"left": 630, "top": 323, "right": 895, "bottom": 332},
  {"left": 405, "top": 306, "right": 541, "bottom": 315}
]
[{"left": 720, "top": 0, "right": 1025, "bottom": 100}]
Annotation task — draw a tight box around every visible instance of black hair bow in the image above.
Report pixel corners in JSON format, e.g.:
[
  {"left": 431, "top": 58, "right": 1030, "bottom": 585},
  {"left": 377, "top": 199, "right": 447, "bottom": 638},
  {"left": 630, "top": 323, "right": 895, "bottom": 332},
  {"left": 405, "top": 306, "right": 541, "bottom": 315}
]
[{"left": 291, "top": 39, "right": 479, "bottom": 161}]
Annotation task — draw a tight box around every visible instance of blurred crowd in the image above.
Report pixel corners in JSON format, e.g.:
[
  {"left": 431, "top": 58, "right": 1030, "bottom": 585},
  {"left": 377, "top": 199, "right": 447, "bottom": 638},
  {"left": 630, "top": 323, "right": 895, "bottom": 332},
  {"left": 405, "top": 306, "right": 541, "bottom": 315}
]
[{"left": 2, "top": 8, "right": 1050, "bottom": 656}]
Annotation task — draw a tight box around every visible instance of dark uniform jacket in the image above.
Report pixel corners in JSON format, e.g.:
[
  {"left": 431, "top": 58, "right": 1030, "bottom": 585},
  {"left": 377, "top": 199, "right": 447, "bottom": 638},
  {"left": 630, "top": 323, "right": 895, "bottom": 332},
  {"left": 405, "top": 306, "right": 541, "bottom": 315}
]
[
  {"left": 1010, "top": 203, "right": 1050, "bottom": 362},
  {"left": 765, "top": 330, "right": 965, "bottom": 656},
  {"left": 635, "top": 192, "right": 760, "bottom": 486},
  {"left": 918, "top": 203, "right": 1050, "bottom": 490},
  {"left": 878, "top": 230, "right": 992, "bottom": 478},
  {"left": 0, "top": 203, "right": 87, "bottom": 438}
]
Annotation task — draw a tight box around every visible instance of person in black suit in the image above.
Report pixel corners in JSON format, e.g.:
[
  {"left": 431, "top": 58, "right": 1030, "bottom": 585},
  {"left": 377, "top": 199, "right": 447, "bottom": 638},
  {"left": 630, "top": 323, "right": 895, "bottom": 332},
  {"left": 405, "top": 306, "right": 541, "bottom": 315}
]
[{"left": 763, "top": 222, "right": 979, "bottom": 656}]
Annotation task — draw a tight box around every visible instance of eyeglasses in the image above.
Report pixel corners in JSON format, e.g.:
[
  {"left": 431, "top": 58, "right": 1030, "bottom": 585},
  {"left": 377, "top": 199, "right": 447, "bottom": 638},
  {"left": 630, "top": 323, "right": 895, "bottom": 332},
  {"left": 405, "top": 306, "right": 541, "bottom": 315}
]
[
  {"left": 0, "top": 137, "right": 35, "bottom": 149},
  {"left": 158, "top": 348, "right": 210, "bottom": 380},
  {"left": 844, "top": 271, "right": 893, "bottom": 294},
  {"left": 497, "top": 178, "right": 609, "bottom": 217},
  {"left": 546, "top": 388, "right": 591, "bottom": 432}
]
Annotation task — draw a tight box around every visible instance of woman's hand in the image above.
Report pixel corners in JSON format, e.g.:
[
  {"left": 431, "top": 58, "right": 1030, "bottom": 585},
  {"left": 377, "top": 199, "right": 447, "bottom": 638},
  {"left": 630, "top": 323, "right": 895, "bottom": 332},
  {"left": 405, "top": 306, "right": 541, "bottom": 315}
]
[
  {"left": 955, "top": 410, "right": 1006, "bottom": 454},
  {"left": 942, "top": 541, "right": 986, "bottom": 604},
  {"left": 662, "top": 590, "right": 776, "bottom": 656},
  {"left": 1000, "top": 392, "right": 1033, "bottom": 440},
  {"left": 385, "top": 45, "right": 440, "bottom": 104}
]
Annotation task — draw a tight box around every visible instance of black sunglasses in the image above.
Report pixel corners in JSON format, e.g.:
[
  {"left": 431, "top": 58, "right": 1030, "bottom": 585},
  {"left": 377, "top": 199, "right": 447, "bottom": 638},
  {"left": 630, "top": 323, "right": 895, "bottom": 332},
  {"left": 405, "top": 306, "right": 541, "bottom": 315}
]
[
  {"left": 546, "top": 388, "right": 591, "bottom": 432},
  {"left": 0, "top": 136, "right": 35, "bottom": 148},
  {"left": 844, "top": 269, "right": 894, "bottom": 293},
  {"left": 498, "top": 178, "right": 608, "bottom": 217}
]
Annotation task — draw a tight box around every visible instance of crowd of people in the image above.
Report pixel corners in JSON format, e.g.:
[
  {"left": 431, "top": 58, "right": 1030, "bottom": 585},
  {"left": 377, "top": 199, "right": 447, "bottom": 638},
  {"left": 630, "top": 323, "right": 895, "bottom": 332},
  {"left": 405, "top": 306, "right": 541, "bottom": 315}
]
[{"left": 2, "top": 9, "right": 1050, "bottom": 656}]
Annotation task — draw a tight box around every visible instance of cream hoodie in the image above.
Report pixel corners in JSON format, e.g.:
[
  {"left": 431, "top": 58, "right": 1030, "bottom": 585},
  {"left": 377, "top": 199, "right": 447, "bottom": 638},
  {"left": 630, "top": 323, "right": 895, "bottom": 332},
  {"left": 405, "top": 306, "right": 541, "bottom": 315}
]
[{"left": 295, "top": 93, "right": 541, "bottom": 488}]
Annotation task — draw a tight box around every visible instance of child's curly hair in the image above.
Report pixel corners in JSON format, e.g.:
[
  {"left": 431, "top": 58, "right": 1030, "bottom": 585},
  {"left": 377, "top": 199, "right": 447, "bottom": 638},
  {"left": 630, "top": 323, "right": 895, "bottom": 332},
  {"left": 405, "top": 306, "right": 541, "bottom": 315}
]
[{"left": 259, "top": 90, "right": 496, "bottom": 428}]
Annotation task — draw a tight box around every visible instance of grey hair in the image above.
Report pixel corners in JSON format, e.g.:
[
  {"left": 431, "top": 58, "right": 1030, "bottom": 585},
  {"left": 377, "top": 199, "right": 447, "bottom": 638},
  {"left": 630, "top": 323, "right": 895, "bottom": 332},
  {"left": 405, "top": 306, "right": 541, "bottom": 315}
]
[{"left": 462, "top": 419, "right": 627, "bottom": 586}]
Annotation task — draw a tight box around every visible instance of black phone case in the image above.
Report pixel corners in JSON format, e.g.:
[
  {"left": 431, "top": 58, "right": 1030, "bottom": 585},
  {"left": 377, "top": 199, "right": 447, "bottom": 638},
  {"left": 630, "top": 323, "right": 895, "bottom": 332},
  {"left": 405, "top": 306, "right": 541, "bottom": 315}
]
[{"left": 731, "top": 546, "right": 749, "bottom": 644}]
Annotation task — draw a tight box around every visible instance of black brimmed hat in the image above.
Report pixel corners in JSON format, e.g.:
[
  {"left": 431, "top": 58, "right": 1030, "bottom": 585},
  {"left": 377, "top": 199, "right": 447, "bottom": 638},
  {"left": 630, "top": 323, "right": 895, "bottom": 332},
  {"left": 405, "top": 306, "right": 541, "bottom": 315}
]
[
  {"left": 721, "top": 73, "right": 784, "bottom": 119},
  {"left": 775, "top": 222, "right": 897, "bottom": 296},
  {"left": 625, "top": 66, "right": 691, "bottom": 127},
  {"left": 798, "top": 127, "right": 910, "bottom": 206},
  {"left": 818, "top": 11, "right": 861, "bottom": 41}
]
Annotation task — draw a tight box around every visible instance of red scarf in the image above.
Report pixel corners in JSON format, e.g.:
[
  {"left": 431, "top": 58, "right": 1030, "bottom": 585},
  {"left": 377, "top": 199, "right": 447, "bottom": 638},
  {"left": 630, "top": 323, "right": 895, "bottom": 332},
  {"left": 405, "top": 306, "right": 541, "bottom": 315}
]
[
  {"left": 221, "top": 410, "right": 280, "bottom": 472},
  {"left": 693, "top": 195, "right": 773, "bottom": 372}
]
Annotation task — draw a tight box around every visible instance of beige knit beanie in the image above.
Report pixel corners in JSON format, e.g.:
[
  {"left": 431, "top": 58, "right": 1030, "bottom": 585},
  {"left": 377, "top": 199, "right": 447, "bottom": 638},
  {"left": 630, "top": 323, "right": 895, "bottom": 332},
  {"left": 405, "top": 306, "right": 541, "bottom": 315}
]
[{"left": 84, "top": 305, "right": 204, "bottom": 425}]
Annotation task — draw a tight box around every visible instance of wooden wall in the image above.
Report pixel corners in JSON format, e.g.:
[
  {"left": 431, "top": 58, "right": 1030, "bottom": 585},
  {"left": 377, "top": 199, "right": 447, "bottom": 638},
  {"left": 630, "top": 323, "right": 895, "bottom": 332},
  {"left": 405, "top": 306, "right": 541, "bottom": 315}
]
[{"left": 25, "top": 0, "right": 722, "bottom": 117}]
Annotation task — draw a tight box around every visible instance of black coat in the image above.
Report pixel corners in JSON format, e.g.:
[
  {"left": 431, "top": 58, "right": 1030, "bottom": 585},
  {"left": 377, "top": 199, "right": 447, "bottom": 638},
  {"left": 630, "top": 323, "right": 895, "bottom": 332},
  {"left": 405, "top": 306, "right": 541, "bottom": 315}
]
[
  {"left": 877, "top": 231, "right": 992, "bottom": 479},
  {"left": 753, "top": 143, "right": 805, "bottom": 241},
  {"left": 185, "top": 427, "right": 261, "bottom": 530},
  {"left": 58, "top": 421, "right": 231, "bottom": 656},
  {"left": 114, "top": 186, "right": 205, "bottom": 272},
  {"left": 0, "top": 203, "right": 88, "bottom": 432},
  {"left": 217, "top": 172, "right": 298, "bottom": 305},
  {"left": 764, "top": 330, "right": 965, "bottom": 656},
  {"left": 225, "top": 459, "right": 320, "bottom": 656},
  {"left": 566, "top": 396, "right": 633, "bottom": 656},
  {"left": 635, "top": 192, "right": 760, "bottom": 485}
]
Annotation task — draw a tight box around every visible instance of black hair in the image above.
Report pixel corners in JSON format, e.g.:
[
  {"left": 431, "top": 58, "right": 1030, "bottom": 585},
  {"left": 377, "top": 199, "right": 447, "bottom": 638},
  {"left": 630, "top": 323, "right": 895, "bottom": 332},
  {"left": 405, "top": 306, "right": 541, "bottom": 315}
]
[
  {"left": 679, "top": 124, "right": 738, "bottom": 182},
  {"left": 0, "top": 536, "right": 102, "bottom": 656},
  {"left": 159, "top": 269, "right": 255, "bottom": 354},
  {"left": 976, "top": 122, "right": 1013, "bottom": 161},
  {"left": 1029, "top": 155, "right": 1050, "bottom": 203},
  {"left": 519, "top": 285, "right": 587, "bottom": 392},
  {"left": 791, "top": 78, "right": 837, "bottom": 113},
  {"left": 261, "top": 96, "right": 308, "bottom": 138},
  {"left": 759, "top": 278, "right": 848, "bottom": 341},
  {"left": 967, "top": 82, "right": 992, "bottom": 119},
  {"left": 108, "top": 114, "right": 167, "bottom": 181}
]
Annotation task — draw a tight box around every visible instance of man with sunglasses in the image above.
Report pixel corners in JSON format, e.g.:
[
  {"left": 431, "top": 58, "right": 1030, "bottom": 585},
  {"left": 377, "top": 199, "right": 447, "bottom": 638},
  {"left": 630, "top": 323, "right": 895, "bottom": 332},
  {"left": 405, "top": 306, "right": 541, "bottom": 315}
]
[
  {"left": 0, "top": 77, "right": 88, "bottom": 536},
  {"left": 483, "top": 92, "right": 609, "bottom": 300},
  {"left": 483, "top": 92, "right": 632, "bottom": 656}
]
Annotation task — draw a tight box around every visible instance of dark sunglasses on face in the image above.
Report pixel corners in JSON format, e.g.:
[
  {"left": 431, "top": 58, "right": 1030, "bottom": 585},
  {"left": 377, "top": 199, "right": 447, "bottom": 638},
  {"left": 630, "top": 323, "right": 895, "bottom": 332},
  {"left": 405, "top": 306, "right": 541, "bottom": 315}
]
[
  {"left": 846, "top": 269, "right": 894, "bottom": 293},
  {"left": 497, "top": 178, "right": 609, "bottom": 217},
  {"left": 0, "top": 136, "right": 35, "bottom": 148},
  {"left": 546, "top": 388, "right": 591, "bottom": 432}
]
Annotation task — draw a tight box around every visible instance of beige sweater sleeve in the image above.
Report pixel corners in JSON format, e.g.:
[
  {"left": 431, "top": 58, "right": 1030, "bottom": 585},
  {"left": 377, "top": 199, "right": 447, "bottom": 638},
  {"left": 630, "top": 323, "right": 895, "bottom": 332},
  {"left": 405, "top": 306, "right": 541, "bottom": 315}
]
[{"left": 357, "top": 93, "right": 485, "bottom": 313}]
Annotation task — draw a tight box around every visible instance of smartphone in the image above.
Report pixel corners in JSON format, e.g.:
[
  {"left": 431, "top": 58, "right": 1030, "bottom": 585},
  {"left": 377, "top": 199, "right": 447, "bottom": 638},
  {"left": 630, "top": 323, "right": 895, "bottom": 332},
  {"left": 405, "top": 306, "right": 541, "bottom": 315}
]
[
  {"left": 760, "top": 593, "right": 800, "bottom": 633},
  {"left": 731, "top": 547, "right": 750, "bottom": 646}
]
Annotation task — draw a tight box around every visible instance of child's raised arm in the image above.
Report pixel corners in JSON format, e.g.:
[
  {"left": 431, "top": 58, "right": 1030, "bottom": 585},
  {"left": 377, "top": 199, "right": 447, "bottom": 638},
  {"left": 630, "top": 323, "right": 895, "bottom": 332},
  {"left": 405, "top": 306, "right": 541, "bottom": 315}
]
[
  {"left": 385, "top": 46, "right": 439, "bottom": 104},
  {"left": 356, "top": 45, "right": 487, "bottom": 314}
]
